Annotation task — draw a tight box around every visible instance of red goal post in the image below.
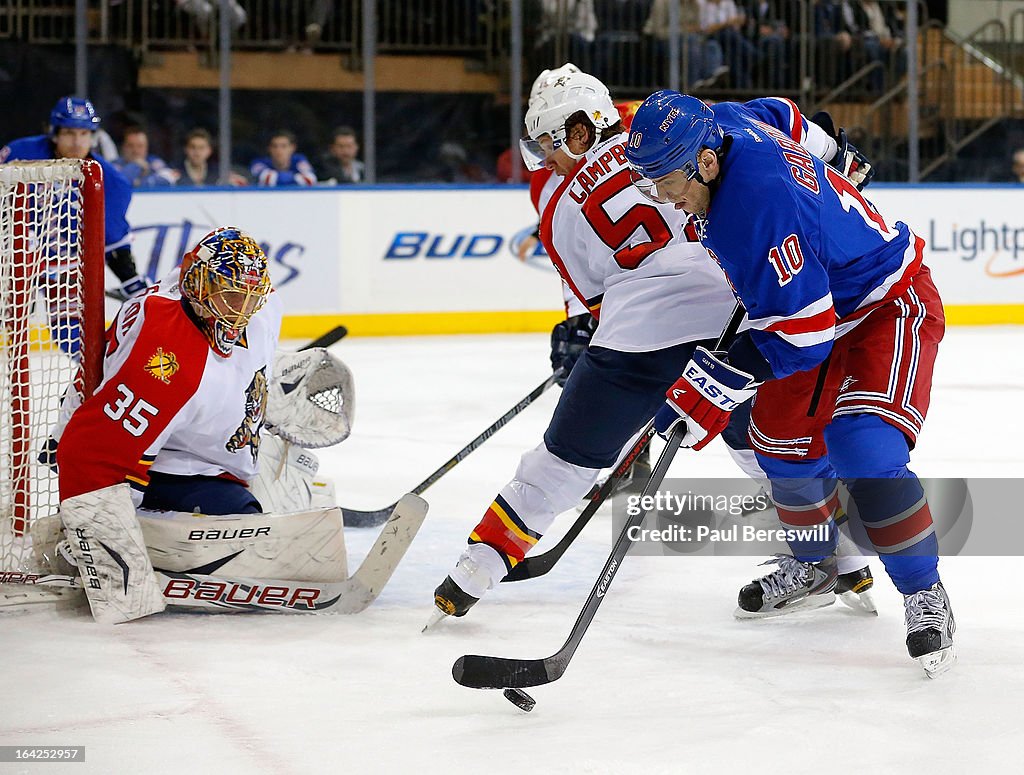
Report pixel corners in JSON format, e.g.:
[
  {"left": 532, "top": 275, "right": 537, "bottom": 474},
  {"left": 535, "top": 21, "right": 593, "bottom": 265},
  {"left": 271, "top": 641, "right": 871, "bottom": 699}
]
[{"left": 0, "top": 159, "right": 105, "bottom": 575}]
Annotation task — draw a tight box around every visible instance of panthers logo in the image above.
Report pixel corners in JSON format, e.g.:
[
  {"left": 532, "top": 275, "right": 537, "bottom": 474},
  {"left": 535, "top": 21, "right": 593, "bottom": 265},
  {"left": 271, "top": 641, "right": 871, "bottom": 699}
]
[
  {"left": 226, "top": 366, "right": 268, "bottom": 464},
  {"left": 144, "top": 348, "right": 179, "bottom": 384}
]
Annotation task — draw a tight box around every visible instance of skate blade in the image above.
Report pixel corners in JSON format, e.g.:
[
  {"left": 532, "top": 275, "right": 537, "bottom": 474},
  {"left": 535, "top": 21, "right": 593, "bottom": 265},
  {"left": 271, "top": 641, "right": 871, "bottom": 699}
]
[
  {"left": 734, "top": 592, "right": 836, "bottom": 620},
  {"left": 421, "top": 606, "right": 448, "bottom": 634},
  {"left": 918, "top": 646, "right": 957, "bottom": 678},
  {"left": 838, "top": 588, "right": 878, "bottom": 615}
]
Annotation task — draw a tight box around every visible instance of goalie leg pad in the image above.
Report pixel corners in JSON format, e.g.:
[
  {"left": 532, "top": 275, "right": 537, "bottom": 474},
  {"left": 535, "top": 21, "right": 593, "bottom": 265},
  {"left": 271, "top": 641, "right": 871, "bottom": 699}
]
[
  {"left": 60, "top": 483, "right": 166, "bottom": 624},
  {"left": 138, "top": 505, "right": 348, "bottom": 583}
]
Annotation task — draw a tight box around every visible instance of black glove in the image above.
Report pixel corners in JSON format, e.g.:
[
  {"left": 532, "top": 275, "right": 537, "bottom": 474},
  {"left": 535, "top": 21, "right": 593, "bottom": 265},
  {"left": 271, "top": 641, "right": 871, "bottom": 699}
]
[
  {"left": 810, "top": 111, "right": 875, "bottom": 190},
  {"left": 550, "top": 313, "right": 597, "bottom": 386},
  {"left": 105, "top": 245, "right": 141, "bottom": 282}
]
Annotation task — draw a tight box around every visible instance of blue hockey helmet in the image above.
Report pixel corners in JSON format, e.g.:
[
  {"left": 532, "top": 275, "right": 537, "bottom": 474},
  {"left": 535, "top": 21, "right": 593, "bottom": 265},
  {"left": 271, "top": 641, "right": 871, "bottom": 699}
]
[
  {"left": 624, "top": 91, "right": 723, "bottom": 182},
  {"left": 49, "top": 96, "right": 101, "bottom": 133}
]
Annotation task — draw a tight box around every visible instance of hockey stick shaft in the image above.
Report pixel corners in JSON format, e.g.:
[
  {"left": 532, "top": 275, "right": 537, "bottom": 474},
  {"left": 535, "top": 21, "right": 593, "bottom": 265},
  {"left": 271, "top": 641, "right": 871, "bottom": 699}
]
[
  {"left": 453, "top": 424, "right": 687, "bottom": 689},
  {"left": 501, "top": 422, "right": 656, "bottom": 582},
  {"left": 341, "top": 371, "right": 563, "bottom": 527},
  {"left": 453, "top": 304, "right": 746, "bottom": 689},
  {"left": 298, "top": 324, "right": 348, "bottom": 351},
  {"left": 502, "top": 302, "right": 746, "bottom": 583}
]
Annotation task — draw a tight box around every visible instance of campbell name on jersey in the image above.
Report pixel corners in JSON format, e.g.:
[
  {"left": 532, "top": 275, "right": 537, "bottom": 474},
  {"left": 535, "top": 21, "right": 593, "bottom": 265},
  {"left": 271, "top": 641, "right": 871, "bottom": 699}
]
[
  {"left": 538, "top": 133, "right": 737, "bottom": 352},
  {"left": 706, "top": 102, "right": 925, "bottom": 379},
  {"left": 58, "top": 271, "right": 283, "bottom": 502}
]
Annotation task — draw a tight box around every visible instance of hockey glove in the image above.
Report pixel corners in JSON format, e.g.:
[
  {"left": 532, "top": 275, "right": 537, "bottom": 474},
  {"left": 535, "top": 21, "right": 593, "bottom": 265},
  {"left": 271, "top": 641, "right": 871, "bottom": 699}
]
[
  {"left": 810, "top": 111, "right": 875, "bottom": 191},
  {"left": 550, "top": 313, "right": 597, "bottom": 386},
  {"left": 104, "top": 245, "right": 141, "bottom": 282},
  {"left": 655, "top": 347, "right": 759, "bottom": 450},
  {"left": 105, "top": 274, "right": 149, "bottom": 302}
]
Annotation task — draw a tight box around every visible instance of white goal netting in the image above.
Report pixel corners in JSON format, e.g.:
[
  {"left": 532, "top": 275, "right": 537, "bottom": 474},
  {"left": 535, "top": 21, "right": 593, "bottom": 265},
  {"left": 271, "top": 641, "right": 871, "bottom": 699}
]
[{"left": 0, "top": 160, "right": 103, "bottom": 578}]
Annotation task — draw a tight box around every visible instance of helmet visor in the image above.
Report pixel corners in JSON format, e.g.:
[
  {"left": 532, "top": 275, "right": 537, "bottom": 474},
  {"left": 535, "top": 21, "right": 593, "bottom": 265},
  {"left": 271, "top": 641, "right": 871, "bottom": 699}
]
[
  {"left": 629, "top": 166, "right": 697, "bottom": 206},
  {"left": 520, "top": 134, "right": 564, "bottom": 172}
]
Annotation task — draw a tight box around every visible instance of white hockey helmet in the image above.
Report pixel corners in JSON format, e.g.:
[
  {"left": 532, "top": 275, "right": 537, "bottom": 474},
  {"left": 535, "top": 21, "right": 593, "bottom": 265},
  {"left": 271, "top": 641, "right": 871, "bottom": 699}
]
[
  {"left": 528, "top": 62, "right": 580, "bottom": 107},
  {"left": 521, "top": 71, "right": 618, "bottom": 171}
]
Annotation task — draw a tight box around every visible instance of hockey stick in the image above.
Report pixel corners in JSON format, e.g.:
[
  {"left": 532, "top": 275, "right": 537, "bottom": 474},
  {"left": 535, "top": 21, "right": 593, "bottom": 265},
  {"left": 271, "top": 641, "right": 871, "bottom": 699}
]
[
  {"left": 341, "top": 371, "right": 563, "bottom": 528},
  {"left": 452, "top": 423, "right": 687, "bottom": 689},
  {"left": 452, "top": 304, "right": 746, "bottom": 690},
  {"left": 3, "top": 494, "right": 428, "bottom": 614},
  {"left": 501, "top": 303, "right": 747, "bottom": 584},
  {"left": 298, "top": 324, "right": 348, "bottom": 351},
  {"left": 500, "top": 422, "right": 656, "bottom": 583}
]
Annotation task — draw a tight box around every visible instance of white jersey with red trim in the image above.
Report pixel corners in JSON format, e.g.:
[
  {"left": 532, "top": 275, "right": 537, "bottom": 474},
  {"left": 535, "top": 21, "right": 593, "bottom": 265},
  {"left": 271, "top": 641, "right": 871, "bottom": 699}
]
[
  {"left": 538, "top": 133, "right": 737, "bottom": 352},
  {"left": 57, "top": 270, "right": 283, "bottom": 502}
]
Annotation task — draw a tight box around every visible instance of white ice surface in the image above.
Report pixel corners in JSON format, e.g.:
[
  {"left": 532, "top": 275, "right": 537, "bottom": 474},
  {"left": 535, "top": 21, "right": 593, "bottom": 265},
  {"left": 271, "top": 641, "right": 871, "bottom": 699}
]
[{"left": 2, "top": 328, "right": 1023, "bottom": 774}]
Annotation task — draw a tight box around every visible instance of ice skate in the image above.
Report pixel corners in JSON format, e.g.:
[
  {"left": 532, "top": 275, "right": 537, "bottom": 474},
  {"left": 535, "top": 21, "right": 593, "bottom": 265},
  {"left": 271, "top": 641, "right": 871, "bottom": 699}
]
[
  {"left": 835, "top": 565, "right": 877, "bottom": 614},
  {"left": 904, "top": 581, "right": 956, "bottom": 678},
  {"left": 423, "top": 544, "right": 505, "bottom": 632},
  {"left": 735, "top": 554, "right": 838, "bottom": 619}
]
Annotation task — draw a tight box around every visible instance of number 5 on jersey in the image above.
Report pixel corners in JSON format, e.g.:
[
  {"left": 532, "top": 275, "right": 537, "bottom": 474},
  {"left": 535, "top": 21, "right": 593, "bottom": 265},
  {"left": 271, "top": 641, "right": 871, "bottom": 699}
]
[{"left": 103, "top": 383, "right": 159, "bottom": 436}]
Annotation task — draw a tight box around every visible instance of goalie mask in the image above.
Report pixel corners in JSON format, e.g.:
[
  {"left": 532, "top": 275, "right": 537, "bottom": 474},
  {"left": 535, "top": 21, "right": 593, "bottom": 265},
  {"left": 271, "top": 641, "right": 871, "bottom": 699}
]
[{"left": 180, "top": 227, "right": 272, "bottom": 357}]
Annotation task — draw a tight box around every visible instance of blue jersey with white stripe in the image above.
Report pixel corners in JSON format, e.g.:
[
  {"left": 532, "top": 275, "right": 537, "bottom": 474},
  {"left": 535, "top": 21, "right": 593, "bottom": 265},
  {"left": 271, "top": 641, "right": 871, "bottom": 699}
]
[
  {"left": 703, "top": 102, "right": 925, "bottom": 379},
  {"left": 0, "top": 134, "right": 133, "bottom": 252}
]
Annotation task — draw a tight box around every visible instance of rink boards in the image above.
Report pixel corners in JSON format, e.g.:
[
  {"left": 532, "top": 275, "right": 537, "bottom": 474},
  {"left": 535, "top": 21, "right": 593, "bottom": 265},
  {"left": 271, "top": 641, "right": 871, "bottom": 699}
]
[{"left": 125, "top": 184, "right": 1024, "bottom": 338}]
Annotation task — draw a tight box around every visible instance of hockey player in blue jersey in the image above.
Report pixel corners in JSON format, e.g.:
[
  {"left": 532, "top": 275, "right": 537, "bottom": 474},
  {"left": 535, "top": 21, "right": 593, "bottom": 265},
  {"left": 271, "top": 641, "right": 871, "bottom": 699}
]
[
  {"left": 625, "top": 92, "right": 954, "bottom": 677},
  {"left": 0, "top": 96, "right": 147, "bottom": 302}
]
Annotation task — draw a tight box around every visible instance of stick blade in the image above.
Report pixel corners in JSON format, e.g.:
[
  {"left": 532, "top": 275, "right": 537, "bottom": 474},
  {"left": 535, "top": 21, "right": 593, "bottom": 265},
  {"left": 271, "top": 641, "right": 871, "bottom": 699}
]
[
  {"left": 452, "top": 654, "right": 562, "bottom": 689},
  {"left": 330, "top": 493, "right": 428, "bottom": 613}
]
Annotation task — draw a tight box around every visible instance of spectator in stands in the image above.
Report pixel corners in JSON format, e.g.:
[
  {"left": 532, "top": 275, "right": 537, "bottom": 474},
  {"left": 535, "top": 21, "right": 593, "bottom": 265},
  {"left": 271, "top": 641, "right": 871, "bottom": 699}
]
[
  {"left": 317, "top": 126, "right": 364, "bottom": 184},
  {"left": 176, "top": 0, "right": 247, "bottom": 29},
  {"left": 176, "top": 128, "right": 248, "bottom": 187},
  {"left": 116, "top": 126, "right": 178, "bottom": 188},
  {"left": 743, "top": 0, "right": 800, "bottom": 90},
  {"left": 813, "top": 0, "right": 855, "bottom": 87},
  {"left": 643, "top": 0, "right": 728, "bottom": 90},
  {"left": 536, "top": 1, "right": 598, "bottom": 71},
  {"left": 304, "top": 0, "right": 332, "bottom": 49},
  {"left": 698, "top": 0, "right": 756, "bottom": 89},
  {"left": 436, "top": 141, "right": 493, "bottom": 183},
  {"left": 1011, "top": 148, "right": 1024, "bottom": 183},
  {"left": 856, "top": 0, "right": 904, "bottom": 92},
  {"left": 250, "top": 130, "right": 317, "bottom": 187}
]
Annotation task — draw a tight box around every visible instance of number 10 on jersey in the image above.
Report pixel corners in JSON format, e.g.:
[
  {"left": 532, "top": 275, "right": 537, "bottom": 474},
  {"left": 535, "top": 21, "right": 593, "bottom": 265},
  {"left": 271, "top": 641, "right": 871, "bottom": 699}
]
[{"left": 767, "top": 234, "right": 805, "bottom": 286}]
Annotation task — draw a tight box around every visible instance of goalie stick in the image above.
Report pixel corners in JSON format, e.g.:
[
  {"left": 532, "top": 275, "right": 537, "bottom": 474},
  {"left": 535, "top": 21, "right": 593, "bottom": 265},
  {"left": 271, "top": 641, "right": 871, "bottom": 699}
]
[
  {"left": 2, "top": 494, "right": 427, "bottom": 614},
  {"left": 298, "top": 324, "right": 348, "bottom": 351},
  {"left": 452, "top": 304, "right": 745, "bottom": 690},
  {"left": 341, "top": 371, "right": 563, "bottom": 528}
]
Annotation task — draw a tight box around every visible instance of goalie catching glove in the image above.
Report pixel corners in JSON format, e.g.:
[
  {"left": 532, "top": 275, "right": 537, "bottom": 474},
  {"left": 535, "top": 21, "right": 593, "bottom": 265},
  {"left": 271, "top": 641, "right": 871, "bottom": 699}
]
[
  {"left": 655, "top": 347, "right": 759, "bottom": 450},
  {"left": 810, "top": 111, "right": 875, "bottom": 191},
  {"left": 266, "top": 347, "right": 354, "bottom": 448}
]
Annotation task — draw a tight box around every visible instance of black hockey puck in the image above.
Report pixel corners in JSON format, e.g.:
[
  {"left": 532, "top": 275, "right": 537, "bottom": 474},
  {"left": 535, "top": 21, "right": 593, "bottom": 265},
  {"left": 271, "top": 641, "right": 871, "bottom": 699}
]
[{"left": 502, "top": 687, "right": 536, "bottom": 712}]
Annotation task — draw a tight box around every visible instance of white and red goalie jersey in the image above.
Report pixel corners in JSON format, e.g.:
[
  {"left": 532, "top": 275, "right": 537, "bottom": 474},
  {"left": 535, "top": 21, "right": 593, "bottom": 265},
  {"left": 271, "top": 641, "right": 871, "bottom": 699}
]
[
  {"left": 537, "top": 132, "right": 739, "bottom": 352},
  {"left": 57, "top": 270, "right": 283, "bottom": 502}
]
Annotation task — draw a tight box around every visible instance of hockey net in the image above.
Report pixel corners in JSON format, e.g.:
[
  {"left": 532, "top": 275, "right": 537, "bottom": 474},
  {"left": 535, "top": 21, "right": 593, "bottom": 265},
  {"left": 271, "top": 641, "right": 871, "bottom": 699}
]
[{"left": 0, "top": 160, "right": 104, "bottom": 584}]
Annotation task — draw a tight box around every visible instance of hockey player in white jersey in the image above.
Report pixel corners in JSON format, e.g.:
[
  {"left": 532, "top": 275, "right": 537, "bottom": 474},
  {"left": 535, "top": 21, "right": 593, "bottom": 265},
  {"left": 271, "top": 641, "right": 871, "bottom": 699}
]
[
  {"left": 428, "top": 71, "right": 874, "bottom": 625},
  {"left": 41, "top": 227, "right": 423, "bottom": 622}
]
